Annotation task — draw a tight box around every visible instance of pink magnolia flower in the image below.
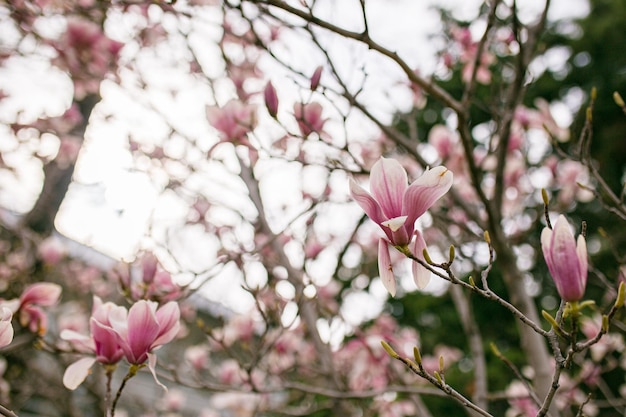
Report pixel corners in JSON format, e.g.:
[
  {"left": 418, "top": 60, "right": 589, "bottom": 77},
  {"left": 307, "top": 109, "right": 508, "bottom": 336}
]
[
  {"left": 294, "top": 102, "right": 326, "bottom": 137},
  {"left": 62, "top": 298, "right": 179, "bottom": 390},
  {"left": 5, "top": 283, "right": 62, "bottom": 335},
  {"left": 110, "top": 300, "right": 180, "bottom": 388},
  {"left": 350, "top": 158, "right": 453, "bottom": 295},
  {"left": 62, "top": 297, "right": 125, "bottom": 390},
  {"left": 541, "top": 215, "right": 588, "bottom": 302},
  {"left": 50, "top": 17, "right": 124, "bottom": 99},
  {"left": 206, "top": 100, "right": 257, "bottom": 142},
  {"left": 0, "top": 307, "right": 13, "bottom": 348}
]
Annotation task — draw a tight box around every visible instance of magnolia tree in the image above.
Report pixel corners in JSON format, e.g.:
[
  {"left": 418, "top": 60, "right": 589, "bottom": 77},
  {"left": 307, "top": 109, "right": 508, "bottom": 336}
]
[{"left": 1, "top": 0, "right": 625, "bottom": 416}]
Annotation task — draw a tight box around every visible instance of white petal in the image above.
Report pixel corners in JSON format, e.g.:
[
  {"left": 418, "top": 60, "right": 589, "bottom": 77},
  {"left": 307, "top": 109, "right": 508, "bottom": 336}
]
[
  {"left": 63, "top": 357, "right": 96, "bottom": 390},
  {"left": 381, "top": 216, "right": 408, "bottom": 232}
]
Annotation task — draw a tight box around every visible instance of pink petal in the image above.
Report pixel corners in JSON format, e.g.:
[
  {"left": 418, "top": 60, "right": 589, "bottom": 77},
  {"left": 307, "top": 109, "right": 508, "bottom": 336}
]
[
  {"left": 20, "top": 283, "right": 62, "bottom": 307},
  {"left": 378, "top": 239, "right": 396, "bottom": 297},
  {"left": 153, "top": 302, "right": 181, "bottom": 347},
  {"left": 0, "top": 308, "right": 13, "bottom": 348},
  {"left": 63, "top": 357, "right": 96, "bottom": 390},
  {"left": 91, "top": 319, "right": 124, "bottom": 364},
  {"left": 349, "top": 179, "right": 386, "bottom": 228},
  {"left": 147, "top": 352, "right": 168, "bottom": 391},
  {"left": 125, "top": 301, "right": 160, "bottom": 364},
  {"left": 403, "top": 166, "right": 453, "bottom": 228},
  {"left": 370, "top": 157, "right": 408, "bottom": 220},
  {"left": 410, "top": 231, "right": 431, "bottom": 289},
  {"left": 0, "top": 321, "right": 13, "bottom": 348},
  {"left": 60, "top": 329, "right": 95, "bottom": 352}
]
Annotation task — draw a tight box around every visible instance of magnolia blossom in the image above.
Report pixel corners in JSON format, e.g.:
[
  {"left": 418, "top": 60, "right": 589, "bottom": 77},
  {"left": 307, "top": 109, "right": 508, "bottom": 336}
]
[
  {"left": 541, "top": 215, "right": 588, "bottom": 302},
  {"left": 62, "top": 298, "right": 180, "bottom": 390},
  {"left": 206, "top": 100, "right": 257, "bottom": 142},
  {"left": 294, "top": 102, "right": 326, "bottom": 137},
  {"left": 110, "top": 300, "right": 180, "bottom": 388},
  {"left": 0, "top": 308, "right": 13, "bottom": 348},
  {"left": 62, "top": 297, "right": 125, "bottom": 390},
  {"left": 350, "top": 157, "right": 453, "bottom": 295},
  {"left": 2, "top": 283, "right": 62, "bottom": 335}
]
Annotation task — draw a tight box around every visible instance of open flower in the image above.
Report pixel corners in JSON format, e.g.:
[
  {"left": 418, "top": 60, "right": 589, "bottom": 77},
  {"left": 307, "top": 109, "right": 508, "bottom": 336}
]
[
  {"left": 541, "top": 215, "right": 588, "bottom": 302},
  {"left": 2, "top": 282, "right": 62, "bottom": 335},
  {"left": 110, "top": 300, "right": 180, "bottom": 389},
  {"left": 62, "top": 297, "right": 126, "bottom": 390},
  {"left": 350, "top": 157, "right": 453, "bottom": 295},
  {"left": 62, "top": 298, "right": 179, "bottom": 390}
]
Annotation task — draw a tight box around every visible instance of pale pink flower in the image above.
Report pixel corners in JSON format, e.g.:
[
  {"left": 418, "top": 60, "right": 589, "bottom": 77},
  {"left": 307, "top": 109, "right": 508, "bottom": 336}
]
[
  {"left": 8, "top": 283, "right": 62, "bottom": 335},
  {"left": 38, "top": 236, "right": 67, "bottom": 265},
  {"left": 50, "top": 17, "right": 123, "bottom": 99},
  {"left": 110, "top": 300, "right": 180, "bottom": 364},
  {"left": 62, "top": 297, "right": 125, "bottom": 390},
  {"left": 0, "top": 308, "right": 13, "bottom": 348},
  {"left": 541, "top": 215, "right": 588, "bottom": 301},
  {"left": 350, "top": 158, "right": 453, "bottom": 295},
  {"left": 294, "top": 102, "right": 326, "bottom": 137},
  {"left": 428, "top": 125, "right": 457, "bottom": 161},
  {"left": 206, "top": 100, "right": 257, "bottom": 142}
]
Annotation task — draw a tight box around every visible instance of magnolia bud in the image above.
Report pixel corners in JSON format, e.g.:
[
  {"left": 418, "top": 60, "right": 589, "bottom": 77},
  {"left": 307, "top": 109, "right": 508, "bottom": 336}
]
[
  {"left": 264, "top": 81, "right": 279, "bottom": 118},
  {"left": 310, "top": 65, "right": 323, "bottom": 91}
]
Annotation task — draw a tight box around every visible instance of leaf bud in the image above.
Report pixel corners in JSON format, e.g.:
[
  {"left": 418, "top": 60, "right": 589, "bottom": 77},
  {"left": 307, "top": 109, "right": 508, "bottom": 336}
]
[
  {"left": 381, "top": 340, "right": 399, "bottom": 359},
  {"left": 614, "top": 91, "right": 625, "bottom": 108},
  {"left": 413, "top": 346, "right": 422, "bottom": 365},
  {"left": 601, "top": 314, "right": 609, "bottom": 333},
  {"left": 448, "top": 245, "right": 455, "bottom": 263},
  {"left": 434, "top": 371, "right": 443, "bottom": 384},
  {"left": 422, "top": 248, "right": 433, "bottom": 265},
  {"left": 542, "top": 310, "right": 560, "bottom": 330},
  {"left": 615, "top": 281, "right": 625, "bottom": 309}
]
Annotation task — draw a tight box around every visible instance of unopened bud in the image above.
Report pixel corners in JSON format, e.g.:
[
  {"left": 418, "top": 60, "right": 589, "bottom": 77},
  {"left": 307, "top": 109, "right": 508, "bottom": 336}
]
[
  {"left": 542, "top": 310, "right": 560, "bottom": 332},
  {"left": 489, "top": 342, "right": 501, "bottom": 357},
  {"left": 601, "top": 315, "right": 609, "bottom": 333},
  {"left": 483, "top": 230, "right": 491, "bottom": 244},
  {"left": 381, "top": 340, "right": 399, "bottom": 358},
  {"left": 615, "top": 281, "right": 625, "bottom": 309},
  {"left": 422, "top": 248, "right": 433, "bottom": 265},
  {"left": 468, "top": 276, "right": 476, "bottom": 287},
  {"left": 586, "top": 106, "right": 592, "bottom": 123},
  {"left": 448, "top": 245, "right": 455, "bottom": 263},
  {"left": 591, "top": 86, "right": 597, "bottom": 101},
  {"left": 614, "top": 91, "right": 625, "bottom": 108},
  {"left": 439, "top": 355, "right": 445, "bottom": 372},
  {"left": 310, "top": 65, "right": 323, "bottom": 91},
  {"left": 413, "top": 346, "right": 422, "bottom": 365},
  {"left": 434, "top": 371, "right": 443, "bottom": 384},
  {"left": 264, "top": 81, "right": 279, "bottom": 118}
]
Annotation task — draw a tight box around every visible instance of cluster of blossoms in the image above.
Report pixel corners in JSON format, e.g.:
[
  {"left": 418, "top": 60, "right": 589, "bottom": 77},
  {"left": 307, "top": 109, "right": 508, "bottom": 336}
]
[
  {"left": 62, "top": 297, "right": 180, "bottom": 390},
  {"left": 49, "top": 17, "right": 124, "bottom": 99}
]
